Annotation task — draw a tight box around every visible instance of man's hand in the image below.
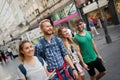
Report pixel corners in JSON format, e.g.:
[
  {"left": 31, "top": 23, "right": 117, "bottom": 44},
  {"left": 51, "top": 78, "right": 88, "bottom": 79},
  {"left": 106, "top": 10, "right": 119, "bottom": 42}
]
[
  {"left": 98, "top": 55, "right": 105, "bottom": 63},
  {"left": 83, "top": 63, "right": 89, "bottom": 70},
  {"left": 72, "top": 69, "right": 78, "bottom": 79}
]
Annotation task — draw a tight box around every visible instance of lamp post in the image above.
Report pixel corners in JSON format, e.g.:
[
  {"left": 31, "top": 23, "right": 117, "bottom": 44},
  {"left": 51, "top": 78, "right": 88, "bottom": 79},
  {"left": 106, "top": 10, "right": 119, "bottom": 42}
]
[{"left": 96, "top": 0, "right": 112, "bottom": 43}]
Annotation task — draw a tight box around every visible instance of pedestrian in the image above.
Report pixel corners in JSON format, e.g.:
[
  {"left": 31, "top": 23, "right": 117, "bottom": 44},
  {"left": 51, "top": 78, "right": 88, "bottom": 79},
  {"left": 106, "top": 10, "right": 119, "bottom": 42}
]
[
  {"left": 35, "top": 19, "right": 78, "bottom": 80},
  {"left": 74, "top": 18, "right": 107, "bottom": 80},
  {"left": 89, "top": 18, "right": 99, "bottom": 36},
  {"left": 17, "top": 40, "right": 49, "bottom": 80},
  {"left": 58, "top": 27, "right": 87, "bottom": 80},
  {"left": 0, "top": 50, "right": 6, "bottom": 63},
  {"left": 7, "top": 47, "right": 14, "bottom": 60}
]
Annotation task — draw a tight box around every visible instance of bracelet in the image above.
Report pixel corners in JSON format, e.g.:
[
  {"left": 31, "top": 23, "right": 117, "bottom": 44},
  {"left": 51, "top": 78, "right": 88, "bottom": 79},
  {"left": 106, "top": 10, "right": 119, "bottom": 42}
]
[{"left": 72, "top": 68, "right": 75, "bottom": 71}]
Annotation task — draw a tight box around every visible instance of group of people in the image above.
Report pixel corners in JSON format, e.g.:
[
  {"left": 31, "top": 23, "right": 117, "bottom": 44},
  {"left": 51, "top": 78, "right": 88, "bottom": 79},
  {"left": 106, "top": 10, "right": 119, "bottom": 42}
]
[
  {"left": 0, "top": 48, "right": 14, "bottom": 64},
  {"left": 17, "top": 18, "right": 107, "bottom": 80}
]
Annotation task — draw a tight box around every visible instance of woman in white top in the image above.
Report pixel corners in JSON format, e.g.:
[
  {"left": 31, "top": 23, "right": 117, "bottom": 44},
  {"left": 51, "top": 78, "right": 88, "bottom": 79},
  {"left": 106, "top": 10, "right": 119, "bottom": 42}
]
[
  {"left": 17, "top": 40, "right": 49, "bottom": 80},
  {"left": 58, "top": 27, "right": 88, "bottom": 80}
]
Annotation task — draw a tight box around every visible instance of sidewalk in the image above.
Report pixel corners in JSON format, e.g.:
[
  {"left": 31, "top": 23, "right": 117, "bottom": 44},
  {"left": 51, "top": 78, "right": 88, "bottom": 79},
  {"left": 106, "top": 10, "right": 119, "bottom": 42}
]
[
  {"left": 84, "top": 25, "right": 120, "bottom": 80},
  {"left": 94, "top": 24, "right": 120, "bottom": 50}
]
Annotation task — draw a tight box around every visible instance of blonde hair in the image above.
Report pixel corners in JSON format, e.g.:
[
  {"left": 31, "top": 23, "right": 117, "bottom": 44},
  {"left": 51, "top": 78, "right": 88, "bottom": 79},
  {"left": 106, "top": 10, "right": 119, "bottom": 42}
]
[
  {"left": 39, "top": 19, "right": 50, "bottom": 29},
  {"left": 58, "top": 27, "right": 78, "bottom": 51},
  {"left": 18, "top": 40, "right": 30, "bottom": 62}
]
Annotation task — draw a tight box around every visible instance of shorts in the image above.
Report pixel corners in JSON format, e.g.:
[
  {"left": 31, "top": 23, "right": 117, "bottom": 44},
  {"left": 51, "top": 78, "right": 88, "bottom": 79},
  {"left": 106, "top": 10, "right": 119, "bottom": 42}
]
[
  {"left": 68, "top": 63, "right": 84, "bottom": 79},
  {"left": 74, "top": 63, "right": 84, "bottom": 76},
  {"left": 86, "top": 58, "right": 106, "bottom": 76}
]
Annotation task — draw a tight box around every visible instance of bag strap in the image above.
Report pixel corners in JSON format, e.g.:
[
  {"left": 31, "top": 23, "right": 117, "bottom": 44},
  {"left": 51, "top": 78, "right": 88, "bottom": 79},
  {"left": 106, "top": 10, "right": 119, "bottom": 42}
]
[
  {"left": 37, "top": 56, "right": 44, "bottom": 66},
  {"left": 18, "top": 64, "right": 27, "bottom": 80},
  {"left": 39, "top": 38, "right": 46, "bottom": 60},
  {"left": 40, "top": 38, "right": 46, "bottom": 53},
  {"left": 54, "top": 36, "right": 63, "bottom": 56},
  {"left": 73, "top": 36, "right": 79, "bottom": 45}
]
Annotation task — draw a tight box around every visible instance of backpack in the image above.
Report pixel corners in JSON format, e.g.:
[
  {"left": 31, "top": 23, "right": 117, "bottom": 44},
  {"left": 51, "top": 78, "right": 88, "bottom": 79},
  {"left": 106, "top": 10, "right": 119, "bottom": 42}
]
[
  {"left": 18, "top": 56, "right": 44, "bottom": 80},
  {"left": 39, "top": 36, "right": 62, "bottom": 60}
]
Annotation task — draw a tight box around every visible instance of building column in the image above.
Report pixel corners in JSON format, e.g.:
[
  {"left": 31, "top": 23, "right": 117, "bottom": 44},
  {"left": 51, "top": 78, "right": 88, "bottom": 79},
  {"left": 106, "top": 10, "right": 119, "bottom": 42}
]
[{"left": 108, "top": 0, "right": 120, "bottom": 25}]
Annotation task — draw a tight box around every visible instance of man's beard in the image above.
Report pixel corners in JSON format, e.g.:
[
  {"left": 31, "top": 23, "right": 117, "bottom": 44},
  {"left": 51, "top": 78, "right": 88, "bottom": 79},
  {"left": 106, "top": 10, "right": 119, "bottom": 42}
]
[
  {"left": 78, "top": 27, "right": 84, "bottom": 32},
  {"left": 44, "top": 30, "right": 53, "bottom": 35}
]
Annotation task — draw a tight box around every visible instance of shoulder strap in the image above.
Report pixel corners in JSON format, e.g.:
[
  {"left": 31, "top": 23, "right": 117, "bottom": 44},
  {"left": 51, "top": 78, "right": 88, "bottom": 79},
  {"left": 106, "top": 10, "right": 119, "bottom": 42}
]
[
  {"left": 54, "top": 36, "right": 65, "bottom": 57},
  {"left": 54, "top": 36, "right": 60, "bottom": 48},
  {"left": 39, "top": 38, "right": 46, "bottom": 52},
  {"left": 37, "top": 56, "right": 44, "bottom": 66},
  {"left": 18, "top": 64, "right": 27, "bottom": 79},
  {"left": 74, "top": 36, "right": 79, "bottom": 45},
  {"left": 39, "top": 38, "right": 46, "bottom": 60}
]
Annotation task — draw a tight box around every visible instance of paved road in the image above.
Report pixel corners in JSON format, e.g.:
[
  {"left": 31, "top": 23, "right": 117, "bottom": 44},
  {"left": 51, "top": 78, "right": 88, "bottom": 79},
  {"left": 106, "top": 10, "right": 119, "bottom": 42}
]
[{"left": 0, "top": 25, "right": 120, "bottom": 80}]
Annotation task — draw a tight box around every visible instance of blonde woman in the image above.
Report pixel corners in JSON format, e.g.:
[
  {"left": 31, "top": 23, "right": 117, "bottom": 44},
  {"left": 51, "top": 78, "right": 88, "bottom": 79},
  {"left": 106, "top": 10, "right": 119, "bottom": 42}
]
[
  {"left": 17, "top": 40, "right": 49, "bottom": 80},
  {"left": 58, "top": 27, "right": 88, "bottom": 80}
]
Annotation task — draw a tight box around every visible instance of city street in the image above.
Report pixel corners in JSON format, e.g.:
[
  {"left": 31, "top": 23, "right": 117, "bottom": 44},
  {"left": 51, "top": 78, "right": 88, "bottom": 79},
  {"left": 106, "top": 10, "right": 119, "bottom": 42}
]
[{"left": 0, "top": 25, "right": 120, "bottom": 80}]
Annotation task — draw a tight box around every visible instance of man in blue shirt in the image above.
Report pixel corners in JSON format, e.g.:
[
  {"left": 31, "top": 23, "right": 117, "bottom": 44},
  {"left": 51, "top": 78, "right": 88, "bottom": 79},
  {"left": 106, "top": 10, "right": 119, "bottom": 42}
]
[
  {"left": 89, "top": 18, "right": 99, "bottom": 35},
  {"left": 35, "top": 19, "right": 78, "bottom": 80}
]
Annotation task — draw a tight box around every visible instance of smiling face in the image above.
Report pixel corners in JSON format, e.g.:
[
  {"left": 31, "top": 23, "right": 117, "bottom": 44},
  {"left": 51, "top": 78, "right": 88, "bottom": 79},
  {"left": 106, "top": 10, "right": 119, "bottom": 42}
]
[
  {"left": 61, "top": 28, "right": 70, "bottom": 39},
  {"left": 41, "top": 21, "right": 53, "bottom": 35},
  {"left": 76, "top": 21, "right": 84, "bottom": 32},
  {"left": 21, "top": 42, "right": 34, "bottom": 57}
]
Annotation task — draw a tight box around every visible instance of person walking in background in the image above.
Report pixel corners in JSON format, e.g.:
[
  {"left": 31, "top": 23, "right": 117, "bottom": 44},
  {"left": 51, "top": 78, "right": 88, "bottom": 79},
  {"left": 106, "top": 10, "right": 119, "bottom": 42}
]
[
  {"left": 58, "top": 27, "right": 88, "bottom": 80},
  {"left": 74, "top": 18, "right": 107, "bottom": 80},
  {"left": 7, "top": 47, "right": 14, "bottom": 60},
  {"left": 89, "top": 18, "right": 99, "bottom": 36},
  {"left": 35, "top": 19, "right": 78, "bottom": 80},
  {"left": 17, "top": 40, "right": 49, "bottom": 80},
  {"left": 0, "top": 50, "right": 6, "bottom": 63}
]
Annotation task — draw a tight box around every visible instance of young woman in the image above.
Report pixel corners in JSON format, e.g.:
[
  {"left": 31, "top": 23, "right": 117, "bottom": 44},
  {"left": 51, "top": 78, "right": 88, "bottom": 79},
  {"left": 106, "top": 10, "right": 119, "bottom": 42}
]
[
  {"left": 17, "top": 40, "right": 49, "bottom": 80},
  {"left": 58, "top": 27, "right": 88, "bottom": 80}
]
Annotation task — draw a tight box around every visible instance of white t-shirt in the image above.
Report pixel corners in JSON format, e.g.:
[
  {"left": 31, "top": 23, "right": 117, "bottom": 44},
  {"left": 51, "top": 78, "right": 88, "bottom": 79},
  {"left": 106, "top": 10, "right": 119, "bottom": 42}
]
[{"left": 17, "top": 56, "right": 47, "bottom": 80}]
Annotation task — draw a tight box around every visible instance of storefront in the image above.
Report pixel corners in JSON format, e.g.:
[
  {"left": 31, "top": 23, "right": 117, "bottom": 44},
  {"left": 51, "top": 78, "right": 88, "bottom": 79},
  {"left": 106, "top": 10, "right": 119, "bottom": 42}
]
[{"left": 51, "top": 3, "right": 78, "bottom": 30}]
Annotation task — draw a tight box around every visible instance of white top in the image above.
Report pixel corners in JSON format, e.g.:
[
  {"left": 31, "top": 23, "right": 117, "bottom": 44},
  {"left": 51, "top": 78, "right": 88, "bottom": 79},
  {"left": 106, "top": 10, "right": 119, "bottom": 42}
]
[
  {"left": 68, "top": 45, "right": 79, "bottom": 64},
  {"left": 17, "top": 56, "right": 47, "bottom": 80}
]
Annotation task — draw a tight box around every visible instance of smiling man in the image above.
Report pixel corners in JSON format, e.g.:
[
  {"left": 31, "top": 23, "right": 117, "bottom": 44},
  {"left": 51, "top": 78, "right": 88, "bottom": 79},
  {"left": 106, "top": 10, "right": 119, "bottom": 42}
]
[{"left": 35, "top": 19, "right": 78, "bottom": 80}]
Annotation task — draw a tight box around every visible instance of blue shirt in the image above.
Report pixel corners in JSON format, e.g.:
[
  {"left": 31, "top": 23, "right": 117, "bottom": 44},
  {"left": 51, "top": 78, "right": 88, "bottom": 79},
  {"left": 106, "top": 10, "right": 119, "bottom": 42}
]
[
  {"left": 89, "top": 21, "right": 95, "bottom": 27},
  {"left": 35, "top": 35, "right": 67, "bottom": 70}
]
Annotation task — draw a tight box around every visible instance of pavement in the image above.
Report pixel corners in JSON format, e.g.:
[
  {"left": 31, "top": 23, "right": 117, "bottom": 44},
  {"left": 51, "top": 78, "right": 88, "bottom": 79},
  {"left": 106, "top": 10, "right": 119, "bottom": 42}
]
[
  {"left": 84, "top": 24, "right": 120, "bottom": 80},
  {"left": 0, "top": 25, "right": 120, "bottom": 80}
]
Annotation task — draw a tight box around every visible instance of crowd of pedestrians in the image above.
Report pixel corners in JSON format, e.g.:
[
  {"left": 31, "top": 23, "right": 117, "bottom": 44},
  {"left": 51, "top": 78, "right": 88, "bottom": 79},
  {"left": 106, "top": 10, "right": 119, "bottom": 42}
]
[{"left": 16, "top": 18, "right": 107, "bottom": 80}]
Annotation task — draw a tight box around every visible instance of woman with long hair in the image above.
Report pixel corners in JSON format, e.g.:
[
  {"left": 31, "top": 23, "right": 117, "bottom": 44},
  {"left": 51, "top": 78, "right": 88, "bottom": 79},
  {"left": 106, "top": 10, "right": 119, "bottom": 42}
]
[
  {"left": 58, "top": 27, "right": 88, "bottom": 80},
  {"left": 17, "top": 40, "right": 49, "bottom": 80}
]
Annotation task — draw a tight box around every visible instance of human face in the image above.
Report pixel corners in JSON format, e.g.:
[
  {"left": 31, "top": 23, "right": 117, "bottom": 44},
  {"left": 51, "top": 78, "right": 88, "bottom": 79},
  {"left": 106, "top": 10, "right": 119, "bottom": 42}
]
[
  {"left": 21, "top": 42, "right": 34, "bottom": 57},
  {"left": 76, "top": 21, "right": 84, "bottom": 32},
  {"left": 41, "top": 22, "right": 53, "bottom": 35},
  {"left": 61, "top": 28, "right": 70, "bottom": 38}
]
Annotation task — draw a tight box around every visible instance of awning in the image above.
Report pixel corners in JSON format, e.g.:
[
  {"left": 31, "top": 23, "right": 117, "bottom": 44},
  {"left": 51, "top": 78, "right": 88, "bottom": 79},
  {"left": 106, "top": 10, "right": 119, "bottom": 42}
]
[{"left": 53, "top": 12, "right": 78, "bottom": 26}]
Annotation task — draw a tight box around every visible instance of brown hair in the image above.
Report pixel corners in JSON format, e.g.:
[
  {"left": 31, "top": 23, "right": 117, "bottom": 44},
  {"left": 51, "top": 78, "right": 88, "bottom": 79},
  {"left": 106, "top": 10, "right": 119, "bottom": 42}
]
[
  {"left": 58, "top": 27, "right": 78, "bottom": 51},
  {"left": 18, "top": 40, "right": 30, "bottom": 62},
  {"left": 39, "top": 19, "right": 50, "bottom": 29},
  {"left": 74, "top": 18, "right": 83, "bottom": 25}
]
